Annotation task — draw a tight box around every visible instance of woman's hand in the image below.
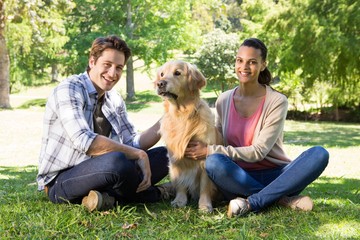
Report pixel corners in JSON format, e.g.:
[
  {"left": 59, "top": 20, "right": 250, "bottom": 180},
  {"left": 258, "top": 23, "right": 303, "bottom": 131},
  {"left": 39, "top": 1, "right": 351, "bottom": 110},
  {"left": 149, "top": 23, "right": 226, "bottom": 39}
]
[{"left": 185, "top": 141, "right": 208, "bottom": 160}]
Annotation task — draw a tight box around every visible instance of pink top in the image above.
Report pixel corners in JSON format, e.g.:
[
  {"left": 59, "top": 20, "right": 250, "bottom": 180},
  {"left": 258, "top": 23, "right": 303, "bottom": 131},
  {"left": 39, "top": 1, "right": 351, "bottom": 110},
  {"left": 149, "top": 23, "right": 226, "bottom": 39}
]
[{"left": 226, "top": 91, "right": 278, "bottom": 170}]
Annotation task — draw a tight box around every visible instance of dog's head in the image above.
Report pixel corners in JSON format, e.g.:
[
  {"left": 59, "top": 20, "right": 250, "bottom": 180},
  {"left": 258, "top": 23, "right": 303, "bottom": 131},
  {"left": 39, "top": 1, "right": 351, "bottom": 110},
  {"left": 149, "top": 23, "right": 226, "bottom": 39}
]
[{"left": 155, "top": 60, "right": 206, "bottom": 102}]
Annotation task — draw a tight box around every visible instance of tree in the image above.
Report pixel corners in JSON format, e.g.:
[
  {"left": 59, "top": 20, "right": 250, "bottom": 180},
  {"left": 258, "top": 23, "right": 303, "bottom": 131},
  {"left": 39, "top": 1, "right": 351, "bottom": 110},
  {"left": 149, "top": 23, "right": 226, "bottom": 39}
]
[
  {"left": 194, "top": 29, "right": 239, "bottom": 95},
  {"left": 262, "top": 0, "right": 360, "bottom": 110},
  {"left": 4, "top": 0, "right": 71, "bottom": 92},
  {"left": 65, "top": 0, "right": 198, "bottom": 100},
  {"left": 0, "top": 1, "right": 10, "bottom": 108},
  {"left": 0, "top": 0, "right": 10, "bottom": 108}
]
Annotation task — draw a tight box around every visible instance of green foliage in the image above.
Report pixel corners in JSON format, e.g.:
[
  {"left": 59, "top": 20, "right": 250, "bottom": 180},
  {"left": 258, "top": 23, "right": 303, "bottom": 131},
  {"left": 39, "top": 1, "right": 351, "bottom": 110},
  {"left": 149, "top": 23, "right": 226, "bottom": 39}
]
[
  {"left": 64, "top": 0, "right": 198, "bottom": 75},
  {"left": 6, "top": 0, "right": 72, "bottom": 91},
  {"left": 275, "top": 71, "right": 308, "bottom": 111},
  {"left": 194, "top": 29, "right": 239, "bottom": 94},
  {"left": 261, "top": 0, "right": 360, "bottom": 108},
  {"left": 3, "top": 0, "right": 359, "bottom": 110}
]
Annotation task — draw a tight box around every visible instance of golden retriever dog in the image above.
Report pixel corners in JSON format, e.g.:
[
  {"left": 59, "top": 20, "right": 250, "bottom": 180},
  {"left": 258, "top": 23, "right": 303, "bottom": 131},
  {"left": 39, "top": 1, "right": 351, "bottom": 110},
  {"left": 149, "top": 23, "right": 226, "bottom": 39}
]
[{"left": 155, "top": 60, "right": 222, "bottom": 212}]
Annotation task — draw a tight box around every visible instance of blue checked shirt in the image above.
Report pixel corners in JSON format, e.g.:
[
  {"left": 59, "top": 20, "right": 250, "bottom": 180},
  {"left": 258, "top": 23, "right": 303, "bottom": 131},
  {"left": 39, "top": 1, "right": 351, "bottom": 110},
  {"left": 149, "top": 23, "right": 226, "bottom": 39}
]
[{"left": 37, "top": 72, "right": 140, "bottom": 190}]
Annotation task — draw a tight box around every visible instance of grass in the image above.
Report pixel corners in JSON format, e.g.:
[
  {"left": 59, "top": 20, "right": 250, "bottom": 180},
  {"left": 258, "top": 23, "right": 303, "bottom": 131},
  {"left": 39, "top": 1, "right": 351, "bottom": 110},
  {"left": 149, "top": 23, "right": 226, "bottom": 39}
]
[
  {"left": 1, "top": 88, "right": 360, "bottom": 239},
  {"left": 0, "top": 167, "right": 359, "bottom": 239}
]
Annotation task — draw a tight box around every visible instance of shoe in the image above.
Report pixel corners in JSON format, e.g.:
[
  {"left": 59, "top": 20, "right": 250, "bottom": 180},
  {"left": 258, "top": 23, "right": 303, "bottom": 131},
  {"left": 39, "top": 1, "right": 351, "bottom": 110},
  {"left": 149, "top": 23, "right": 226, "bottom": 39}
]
[
  {"left": 227, "top": 197, "right": 251, "bottom": 217},
  {"left": 81, "top": 190, "right": 115, "bottom": 212},
  {"left": 156, "top": 182, "right": 176, "bottom": 200},
  {"left": 278, "top": 195, "right": 313, "bottom": 211}
]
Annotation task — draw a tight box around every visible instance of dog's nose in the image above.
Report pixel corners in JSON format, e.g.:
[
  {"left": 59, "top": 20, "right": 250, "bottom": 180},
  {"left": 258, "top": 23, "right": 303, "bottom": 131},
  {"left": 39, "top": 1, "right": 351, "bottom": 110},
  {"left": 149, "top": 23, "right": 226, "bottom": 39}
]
[{"left": 157, "top": 80, "right": 167, "bottom": 89}]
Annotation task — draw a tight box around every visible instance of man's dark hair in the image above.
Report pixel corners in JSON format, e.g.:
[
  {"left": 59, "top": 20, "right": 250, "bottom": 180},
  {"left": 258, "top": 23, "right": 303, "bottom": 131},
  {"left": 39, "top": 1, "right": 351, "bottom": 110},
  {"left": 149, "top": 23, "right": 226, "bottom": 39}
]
[{"left": 87, "top": 35, "right": 131, "bottom": 71}]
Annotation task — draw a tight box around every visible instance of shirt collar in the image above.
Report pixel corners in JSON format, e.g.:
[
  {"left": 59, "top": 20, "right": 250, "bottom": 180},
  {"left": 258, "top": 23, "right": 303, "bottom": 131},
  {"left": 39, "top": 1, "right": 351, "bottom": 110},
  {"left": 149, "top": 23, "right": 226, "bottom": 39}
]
[{"left": 83, "top": 71, "right": 98, "bottom": 96}]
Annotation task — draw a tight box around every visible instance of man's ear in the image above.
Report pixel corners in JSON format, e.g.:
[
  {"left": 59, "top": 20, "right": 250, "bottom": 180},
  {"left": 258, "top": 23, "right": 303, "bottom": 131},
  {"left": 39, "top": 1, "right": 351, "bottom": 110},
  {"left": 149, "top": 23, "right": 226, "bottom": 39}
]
[{"left": 89, "top": 56, "right": 95, "bottom": 69}]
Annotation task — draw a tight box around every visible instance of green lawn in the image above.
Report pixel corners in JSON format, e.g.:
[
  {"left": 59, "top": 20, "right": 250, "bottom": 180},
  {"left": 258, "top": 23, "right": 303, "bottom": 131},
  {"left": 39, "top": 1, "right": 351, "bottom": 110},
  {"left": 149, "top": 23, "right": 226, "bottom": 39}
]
[
  {"left": 0, "top": 166, "right": 359, "bottom": 239},
  {"left": 1, "top": 89, "right": 359, "bottom": 239}
]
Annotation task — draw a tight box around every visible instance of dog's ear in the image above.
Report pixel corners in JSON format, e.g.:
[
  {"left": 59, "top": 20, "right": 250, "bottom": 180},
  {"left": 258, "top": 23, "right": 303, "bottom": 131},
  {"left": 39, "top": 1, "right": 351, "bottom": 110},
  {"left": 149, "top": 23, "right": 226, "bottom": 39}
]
[{"left": 187, "top": 63, "right": 206, "bottom": 91}]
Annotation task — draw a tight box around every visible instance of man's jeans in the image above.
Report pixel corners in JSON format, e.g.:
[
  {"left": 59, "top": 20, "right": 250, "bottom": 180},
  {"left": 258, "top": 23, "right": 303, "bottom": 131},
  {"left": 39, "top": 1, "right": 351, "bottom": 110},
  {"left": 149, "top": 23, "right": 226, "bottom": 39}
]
[
  {"left": 47, "top": 147, "right": 169, "bottom": 204},
  {"left": 205, "top": 146, "right": 329, "bottom": 212}
]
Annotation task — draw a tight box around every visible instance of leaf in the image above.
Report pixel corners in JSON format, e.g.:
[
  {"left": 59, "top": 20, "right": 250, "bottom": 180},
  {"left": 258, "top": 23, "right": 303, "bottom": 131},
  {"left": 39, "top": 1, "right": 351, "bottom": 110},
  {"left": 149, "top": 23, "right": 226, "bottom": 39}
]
[
  {"left": 122, "top": 222, "right": 138, "bottom": 230},
  {"left": 144, "top": 204, "right": 157, "bottom": 219}
]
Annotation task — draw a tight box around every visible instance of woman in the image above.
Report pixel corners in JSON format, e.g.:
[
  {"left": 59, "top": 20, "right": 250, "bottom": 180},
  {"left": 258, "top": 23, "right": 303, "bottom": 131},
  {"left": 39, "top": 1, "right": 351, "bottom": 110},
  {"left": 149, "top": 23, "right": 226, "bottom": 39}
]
[{"left": 185, "top": 38, "right": 329, "bottom": 217}]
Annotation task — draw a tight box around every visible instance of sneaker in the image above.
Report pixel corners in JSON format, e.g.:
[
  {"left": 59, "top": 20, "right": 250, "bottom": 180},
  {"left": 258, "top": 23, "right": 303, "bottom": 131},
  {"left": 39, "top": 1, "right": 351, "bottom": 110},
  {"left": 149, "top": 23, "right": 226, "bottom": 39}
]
[
  {"left": 278, "top": 195, "right": 313, "bottom": 211},
  {"left": 81, "top": 190, "right": 115, "bottom": 212},
  {"left": 227, "top": 197, "right": 251, "bottom": 217},
  {"left": 156, "top": 182, "right": 176, "bottom": 200}
]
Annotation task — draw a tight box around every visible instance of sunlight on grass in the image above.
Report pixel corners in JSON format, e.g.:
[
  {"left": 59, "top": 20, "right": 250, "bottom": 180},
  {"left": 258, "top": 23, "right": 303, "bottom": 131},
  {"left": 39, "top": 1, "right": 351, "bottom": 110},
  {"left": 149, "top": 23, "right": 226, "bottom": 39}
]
[
  {"left": 2, "top": 86, "right": 360, "bottom": 238},
  {"left": 0, "top": 174, "right": 15, "bottom": 180},
  {"left": 316, "top": 221, "right": 360, "bottom": 239},
  {"left": 284, "top": 120, "right": 360, "bottom": 148}
]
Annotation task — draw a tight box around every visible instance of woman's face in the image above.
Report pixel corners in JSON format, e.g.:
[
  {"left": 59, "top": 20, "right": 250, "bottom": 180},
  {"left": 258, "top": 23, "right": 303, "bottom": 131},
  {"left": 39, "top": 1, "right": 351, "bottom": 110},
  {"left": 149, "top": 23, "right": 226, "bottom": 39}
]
[{"left": 235, "top": 46, "right": 266, "bottom": 84}]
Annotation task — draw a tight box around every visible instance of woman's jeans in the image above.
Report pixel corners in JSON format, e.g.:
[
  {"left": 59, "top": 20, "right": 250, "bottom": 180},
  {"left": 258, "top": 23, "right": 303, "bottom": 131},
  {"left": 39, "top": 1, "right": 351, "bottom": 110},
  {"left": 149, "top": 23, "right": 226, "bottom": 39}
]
[
  {"left": 205, "top": 146, "right": 329, "bottom": 212},
  {"left": 47, "top": 146, "right": 169, "bottom": 204}
]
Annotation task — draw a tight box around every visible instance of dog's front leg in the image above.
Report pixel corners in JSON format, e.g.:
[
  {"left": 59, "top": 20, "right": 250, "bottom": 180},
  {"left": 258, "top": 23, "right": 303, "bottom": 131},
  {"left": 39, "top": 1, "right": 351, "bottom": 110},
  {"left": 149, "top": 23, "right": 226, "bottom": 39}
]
[
  {"left": 198, "top": 172, "right": 214, "bottom": 213},
  {"left": 171, "top": 185, "right": 188, "bottom": 208}
]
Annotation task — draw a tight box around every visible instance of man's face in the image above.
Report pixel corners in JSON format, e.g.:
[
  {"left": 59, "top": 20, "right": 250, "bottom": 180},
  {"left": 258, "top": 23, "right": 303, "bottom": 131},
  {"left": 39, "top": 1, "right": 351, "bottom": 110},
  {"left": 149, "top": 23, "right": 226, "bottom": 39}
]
[{"left": 88, "top": 48, "right": 125, "bottom": 96}]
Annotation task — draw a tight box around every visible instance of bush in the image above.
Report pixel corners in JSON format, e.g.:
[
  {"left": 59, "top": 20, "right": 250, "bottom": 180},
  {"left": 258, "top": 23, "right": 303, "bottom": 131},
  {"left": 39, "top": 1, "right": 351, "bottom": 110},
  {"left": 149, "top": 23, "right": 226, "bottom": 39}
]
[{"left": 194, "top": 29, "right": 239, "bottom": 95}]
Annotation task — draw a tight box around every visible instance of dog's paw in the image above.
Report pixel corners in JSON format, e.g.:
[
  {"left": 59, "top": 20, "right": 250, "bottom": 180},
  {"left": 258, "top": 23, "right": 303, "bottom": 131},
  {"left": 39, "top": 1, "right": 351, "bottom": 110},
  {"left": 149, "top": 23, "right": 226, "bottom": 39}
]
[
  {"left": 198, "top": 204, "right": 214, "bottom": 213},
  {"left": 171, "top": 198, "right": 187, "bottom": 208}
]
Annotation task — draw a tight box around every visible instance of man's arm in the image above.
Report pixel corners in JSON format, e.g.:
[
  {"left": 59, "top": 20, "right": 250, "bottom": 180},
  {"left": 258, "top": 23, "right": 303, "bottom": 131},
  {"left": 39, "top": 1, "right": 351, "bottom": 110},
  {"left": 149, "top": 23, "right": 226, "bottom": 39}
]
[
  {"left": 137, "top": 119, "right": 161, "bottom": 150},
  {"left": 87, "top": 135, "right": 147, "bottom": 159},
  {"left": 86, "top": 135, "right": 151, "bottom": 192}
]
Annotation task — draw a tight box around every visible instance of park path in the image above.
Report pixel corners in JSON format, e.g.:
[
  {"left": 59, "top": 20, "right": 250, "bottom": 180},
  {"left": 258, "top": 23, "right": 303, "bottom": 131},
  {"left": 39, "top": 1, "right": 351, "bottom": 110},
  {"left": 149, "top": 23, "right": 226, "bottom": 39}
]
[
  {"left": 1, "top": 86, "right": 359, "bottom": 179},
  {"left": 0, "top": 107, "right": 161, "bottom": 168},
  {"left": 0, "top": 78, "right": 161, "bottom": 168}
]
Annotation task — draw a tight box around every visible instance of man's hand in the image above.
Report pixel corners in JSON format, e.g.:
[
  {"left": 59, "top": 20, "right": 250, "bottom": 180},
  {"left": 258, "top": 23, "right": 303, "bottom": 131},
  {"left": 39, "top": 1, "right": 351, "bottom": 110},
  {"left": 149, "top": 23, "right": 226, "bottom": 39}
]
[
  {"left": 125, "top": 148, "right": 152, "bottom": 193},
  {"left": 87, "top": 135, "right": 152, "bottom": 193},
  {"left": 135, "top": 157, "right": 152, "bottom": 193}
]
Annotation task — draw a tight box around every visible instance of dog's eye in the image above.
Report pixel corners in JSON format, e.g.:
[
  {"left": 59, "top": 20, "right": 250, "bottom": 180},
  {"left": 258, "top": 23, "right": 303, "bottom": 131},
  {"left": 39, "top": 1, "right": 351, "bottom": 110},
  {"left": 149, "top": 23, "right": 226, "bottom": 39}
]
[
  {"left": 174, "top": 70, "right": 181, "bottom": 76},
  {"left": 160, "top": 72, "right": 164, "bottom": 77}
]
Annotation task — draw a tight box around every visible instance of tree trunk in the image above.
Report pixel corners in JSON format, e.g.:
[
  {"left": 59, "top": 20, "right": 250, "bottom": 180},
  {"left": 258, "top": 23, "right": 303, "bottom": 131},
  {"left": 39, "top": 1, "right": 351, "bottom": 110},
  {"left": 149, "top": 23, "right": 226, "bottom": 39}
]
[
  {"left": 51, "top": 63, "right": 59, "bottom": 82},
  {"left": 126, "top": 56, "right": 135, "bottom": 100},
  {"left": 125, "top": 0, "right": 135, "bottom": 100},
  {"left": 334, "top": 105, "right": 339, "bottom": 122},
  {"left": 0, "top": 1, "right": 10, "bottom": 109}
]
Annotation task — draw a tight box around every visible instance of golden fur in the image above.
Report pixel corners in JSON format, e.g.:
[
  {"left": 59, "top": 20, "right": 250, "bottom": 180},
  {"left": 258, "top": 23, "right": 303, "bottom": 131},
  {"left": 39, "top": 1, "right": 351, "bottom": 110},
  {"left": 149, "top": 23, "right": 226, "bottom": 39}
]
[{"left": 155, "top": 60, "right": 222, "bottom": 212}]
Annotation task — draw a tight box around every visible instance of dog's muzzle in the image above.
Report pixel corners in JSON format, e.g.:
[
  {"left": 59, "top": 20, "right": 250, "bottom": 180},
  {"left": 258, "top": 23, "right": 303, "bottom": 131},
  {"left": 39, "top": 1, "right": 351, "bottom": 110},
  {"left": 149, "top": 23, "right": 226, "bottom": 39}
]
[{"left": 156, "top": 80, "right": 178, "bottom": 100}]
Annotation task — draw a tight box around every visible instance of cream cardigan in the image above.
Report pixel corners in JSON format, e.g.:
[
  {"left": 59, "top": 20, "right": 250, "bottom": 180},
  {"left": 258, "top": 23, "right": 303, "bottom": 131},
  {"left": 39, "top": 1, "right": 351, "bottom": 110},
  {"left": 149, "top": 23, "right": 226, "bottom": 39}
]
[{"left": 207, "top": 85, "right": 291, "bottom": 165}]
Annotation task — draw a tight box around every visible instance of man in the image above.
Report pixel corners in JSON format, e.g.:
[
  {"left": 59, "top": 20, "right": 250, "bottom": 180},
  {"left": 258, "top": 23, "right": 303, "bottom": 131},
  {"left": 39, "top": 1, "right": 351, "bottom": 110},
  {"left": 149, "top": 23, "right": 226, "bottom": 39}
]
[{"left": 37, "top": 35, "right": 173, "bottom": 212}]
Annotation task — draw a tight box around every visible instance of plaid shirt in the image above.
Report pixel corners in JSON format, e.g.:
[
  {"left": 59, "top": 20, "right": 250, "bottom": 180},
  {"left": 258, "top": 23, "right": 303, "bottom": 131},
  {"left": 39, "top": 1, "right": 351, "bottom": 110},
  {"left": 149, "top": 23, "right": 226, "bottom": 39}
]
[{"left": 37, "top": 72, "right": 139, "bottom": 190}]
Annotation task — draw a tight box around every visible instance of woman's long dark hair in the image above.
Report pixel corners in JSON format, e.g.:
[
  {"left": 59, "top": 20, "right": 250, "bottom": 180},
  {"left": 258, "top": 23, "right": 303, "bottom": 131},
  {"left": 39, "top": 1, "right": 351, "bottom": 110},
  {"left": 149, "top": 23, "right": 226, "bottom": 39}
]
[{"left": 240, "top": 38, "right": 272, "bottom": 85}]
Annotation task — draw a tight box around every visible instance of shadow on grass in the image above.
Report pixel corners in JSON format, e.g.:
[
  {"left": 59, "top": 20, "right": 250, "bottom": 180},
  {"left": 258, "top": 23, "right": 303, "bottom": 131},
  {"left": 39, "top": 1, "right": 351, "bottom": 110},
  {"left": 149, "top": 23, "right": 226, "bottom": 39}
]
[
  {"left": 307, "top": 177, "right": 360, "bottom": 204},
  {"left": 14, "top": 90, "right": 162, "bottom": 111},
  {"left": 284, "top": 122, "right": 360, "bottom": 148},
  {"left": 0, "top": 167, "right": 359, "bottom": 239},
  {"left": 1, "top": 167, "right": 358, "bottom": 207},
  {"left": 0, "top": 166, "right": 39, "bottom": 204},
  {"left": 16, "top": 98, "right": 47, "bottom": 109},
  {"left": 125, "top": 90, "right": 162, "bottom": 112}
]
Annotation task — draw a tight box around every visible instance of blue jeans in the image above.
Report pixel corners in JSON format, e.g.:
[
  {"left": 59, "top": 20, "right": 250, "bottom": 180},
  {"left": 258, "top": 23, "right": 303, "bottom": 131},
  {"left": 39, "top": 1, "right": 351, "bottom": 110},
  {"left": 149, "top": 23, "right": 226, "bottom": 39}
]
[
  {"left": 47, "top": 147, "right": 169, "bottom": 204},
  {"left": 205, "top": 146, "right": 329, "bottom": 212}
]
